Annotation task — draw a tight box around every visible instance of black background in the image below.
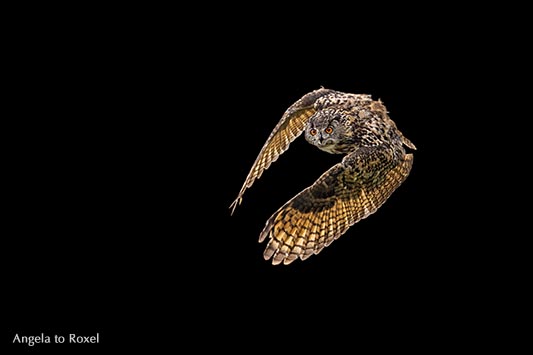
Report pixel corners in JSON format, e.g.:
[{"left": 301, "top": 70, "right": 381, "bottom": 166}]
[{"left": 4, "top": 5, "right": 525, "bottom": 353}]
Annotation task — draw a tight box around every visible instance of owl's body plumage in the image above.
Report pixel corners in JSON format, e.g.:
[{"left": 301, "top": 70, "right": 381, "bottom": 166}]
[{"left": 231, "top": 88, "right": 416, "bottom": 265}]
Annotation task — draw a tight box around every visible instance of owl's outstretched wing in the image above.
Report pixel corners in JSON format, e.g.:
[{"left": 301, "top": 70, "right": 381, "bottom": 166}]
[
  {"left": 259, "top": 146, "right": 414, "bottom": 265},
  {"left": 230, "top": 88, "right": 334, "bottom": 215}
]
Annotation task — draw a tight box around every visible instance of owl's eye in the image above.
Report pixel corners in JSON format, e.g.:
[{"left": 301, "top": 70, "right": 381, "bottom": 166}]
[
  {"left": 310, "top": 128, "right": 317, "bottom": 136},
  {"left": 325, "top": 127, "right": 333, "bottom": 134}
]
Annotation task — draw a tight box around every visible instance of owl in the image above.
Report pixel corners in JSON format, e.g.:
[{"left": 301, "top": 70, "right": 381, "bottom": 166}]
[{"left": 230, "top": 88, "right": 416, "bottom": 265}]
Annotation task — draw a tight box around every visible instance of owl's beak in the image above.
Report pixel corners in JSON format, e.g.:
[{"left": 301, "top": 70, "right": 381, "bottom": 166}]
[{"left": 319, "top": 138, "right": 334, "bottom": 147}]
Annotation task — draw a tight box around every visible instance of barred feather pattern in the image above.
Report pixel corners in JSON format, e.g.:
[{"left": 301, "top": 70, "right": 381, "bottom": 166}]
[
  {"left": 231, "top": 88, "right": 416, "bottom": 265},
  {"left": 230, "top": 88, "right": 333, "bottom": 214},
  {"left": 260, "top": 152, "right": 413, "bottom": 265}
]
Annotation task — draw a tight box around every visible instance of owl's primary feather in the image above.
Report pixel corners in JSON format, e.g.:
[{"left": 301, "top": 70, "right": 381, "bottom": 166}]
[
  {"left": 231, "top": 88, "right": 416, "bottom": 265},
  {"left": 230, "top": 88, "right": 333, "bottom": 215}
]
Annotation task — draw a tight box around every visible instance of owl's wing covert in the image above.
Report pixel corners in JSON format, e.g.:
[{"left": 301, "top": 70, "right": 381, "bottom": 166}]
[
  {"left": 259, "top": 146, "right": 414, "bottom": 265},
  {"left": 230, "top": 88, "right": 334, "bottom": 214}
]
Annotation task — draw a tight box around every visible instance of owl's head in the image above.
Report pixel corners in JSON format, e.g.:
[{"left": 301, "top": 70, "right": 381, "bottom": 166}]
[{"left": 305, "top": 109, "right": 351, "bottom": 154}]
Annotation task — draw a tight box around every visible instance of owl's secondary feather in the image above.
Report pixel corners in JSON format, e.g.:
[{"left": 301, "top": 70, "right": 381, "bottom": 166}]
[
  {"left": 231, "top": 88, "right": 416, "bottom": 265},
  {"left": 260, "top": 150, "right": 413, "bottom": 265},
  {"left": 230, "top": 88, "right": 333, "bottom": 214}
]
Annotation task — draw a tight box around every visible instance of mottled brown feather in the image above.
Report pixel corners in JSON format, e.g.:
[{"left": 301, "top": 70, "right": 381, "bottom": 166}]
[
  {"left": 231, "top": 88, "right": 416, "bottom": 265},
  {"left": 230, "top": 88, "right": 333, "bottom": 214},
  {"left": 259, "top": 152, "right": 413, "bottom": 265}
]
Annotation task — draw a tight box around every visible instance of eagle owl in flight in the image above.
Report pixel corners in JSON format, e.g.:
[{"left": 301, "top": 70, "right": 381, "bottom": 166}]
[{"left": 230, "top": 88, "right": 416, "bottom": 265}]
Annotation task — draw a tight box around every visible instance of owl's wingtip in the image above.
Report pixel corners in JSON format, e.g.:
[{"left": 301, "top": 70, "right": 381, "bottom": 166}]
[
  {"left": 406, "top": 140, "right": 417, "bottom": 151},
  {"left": 229, "top": 197, "right": 242, "bottom": 216},
  {"left": 401, "top": 135, "right": 417, "bottom": 151}
]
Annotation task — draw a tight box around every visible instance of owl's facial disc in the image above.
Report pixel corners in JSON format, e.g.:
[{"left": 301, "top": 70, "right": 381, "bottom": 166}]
[
  {"left": 305, "top": 125, "right": 333, "bottom": 151},
  {"left": 306, "top": 110, "right": 344, "bottom": 150},
  {"left": 319, "top": 120, "right": 340, "bottom": 144}
]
